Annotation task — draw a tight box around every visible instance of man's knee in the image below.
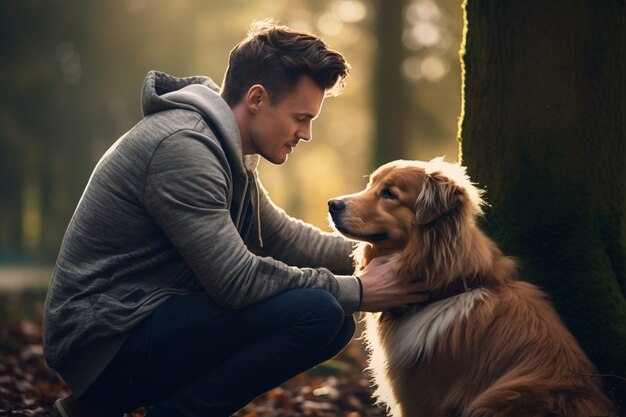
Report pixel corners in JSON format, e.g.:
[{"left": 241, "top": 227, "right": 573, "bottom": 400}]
[
  {"left": 292, "top": 288, "right": 344, "bottom": 318},
  {"left": 283, "top": 289, "right": 347, "bottom": 339}
]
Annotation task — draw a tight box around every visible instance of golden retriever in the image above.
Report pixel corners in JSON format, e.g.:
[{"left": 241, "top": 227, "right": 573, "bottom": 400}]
[{"left": 328, "top": 158, "right": 614, "bottom": 417}]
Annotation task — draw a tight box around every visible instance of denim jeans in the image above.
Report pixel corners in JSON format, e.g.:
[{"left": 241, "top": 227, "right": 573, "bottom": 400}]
[{"left": 84, "top": 288, "right": 355, "bottom": 417}]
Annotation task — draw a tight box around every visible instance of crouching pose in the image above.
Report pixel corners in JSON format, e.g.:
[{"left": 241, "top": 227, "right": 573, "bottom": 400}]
[{"left": 44, "top": 21, "right": 430, "bottom": 417}]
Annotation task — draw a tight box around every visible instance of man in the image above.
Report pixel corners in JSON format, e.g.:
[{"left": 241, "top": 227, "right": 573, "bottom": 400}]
[{"left": 44, "top": 20, "right": 429, "bottom": 417}]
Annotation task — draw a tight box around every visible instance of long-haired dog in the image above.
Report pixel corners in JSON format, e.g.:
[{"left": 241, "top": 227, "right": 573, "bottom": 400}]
[{"left": 328, "top": 158, "right": 614, "bottom": 417}]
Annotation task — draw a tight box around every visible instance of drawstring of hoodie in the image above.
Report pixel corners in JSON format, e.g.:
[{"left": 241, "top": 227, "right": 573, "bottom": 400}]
[
  {"left": 246, "top": 169, "right": 264, "bottom": 249},
  {"left": 255, "top": 177, "right": 263, "bottom": 249}
]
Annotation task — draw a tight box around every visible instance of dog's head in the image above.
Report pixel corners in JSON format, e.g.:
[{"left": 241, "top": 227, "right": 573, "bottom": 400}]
[{"left": 329, "top": 158, "right": 485, "bottom": 281}]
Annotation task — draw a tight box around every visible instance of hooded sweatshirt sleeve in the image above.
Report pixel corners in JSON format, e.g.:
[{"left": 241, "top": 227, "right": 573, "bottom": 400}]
[
  {"left": 144, "top": 129, "right": 360, "bottom": 313},
  {"left": 256, "top": 179, "right": 355, "bottom": 274}
]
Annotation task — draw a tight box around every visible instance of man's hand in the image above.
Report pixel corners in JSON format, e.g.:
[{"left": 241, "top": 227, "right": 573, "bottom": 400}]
[{"left": 358, "top": 254, "right": 430, "bottom": 312}]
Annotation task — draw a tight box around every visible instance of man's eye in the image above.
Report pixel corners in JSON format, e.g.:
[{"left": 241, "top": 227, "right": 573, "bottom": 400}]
[{"left": 380, "top": 187, "right": 397, "bottom": 200}]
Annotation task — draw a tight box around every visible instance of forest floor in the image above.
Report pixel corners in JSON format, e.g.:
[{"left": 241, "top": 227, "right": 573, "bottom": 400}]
[
  {"left": 0, "top": 288, "right": 387, "bottom": 417},
  {"left": 2, "top": 286, "right": 624, "bottom": 417}
]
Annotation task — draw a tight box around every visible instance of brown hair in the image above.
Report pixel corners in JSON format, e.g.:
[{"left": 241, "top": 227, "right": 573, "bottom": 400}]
[{"left": 221, "top": 19, "right": 350, "bottom": 107}]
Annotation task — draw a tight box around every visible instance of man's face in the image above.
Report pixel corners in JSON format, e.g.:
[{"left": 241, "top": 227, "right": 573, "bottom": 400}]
[{"left": 248, "top": 76, "right": 325, "bottom": 164}]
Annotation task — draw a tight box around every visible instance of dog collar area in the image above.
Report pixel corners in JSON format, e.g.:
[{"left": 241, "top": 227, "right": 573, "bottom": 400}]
[
  {"left": 428, "top": 274, "right": 485, "bottom": 303},
  {"left": 382, "top": 276, "right": 486, "bottom": 320}
]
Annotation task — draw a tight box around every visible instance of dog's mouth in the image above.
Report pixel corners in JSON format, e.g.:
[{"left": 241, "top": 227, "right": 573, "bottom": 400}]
[{"left": 331, "top": 219, "right": 388, "bottom": 242}]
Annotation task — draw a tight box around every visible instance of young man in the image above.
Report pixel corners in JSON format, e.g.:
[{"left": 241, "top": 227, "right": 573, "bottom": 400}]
[{"left": 44, "top": 21, "right": 429, "bottom": 417}]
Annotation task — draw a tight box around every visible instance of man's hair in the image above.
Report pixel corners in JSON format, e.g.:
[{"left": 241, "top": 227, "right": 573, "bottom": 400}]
[{"left": 221, "top": 19, "right": 350, "bottom": 107}]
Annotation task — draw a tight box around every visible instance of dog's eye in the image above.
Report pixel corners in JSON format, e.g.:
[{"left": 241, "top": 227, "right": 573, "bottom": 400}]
[{"left": 380, "top": 187, "right": 397, "bottom": 200}]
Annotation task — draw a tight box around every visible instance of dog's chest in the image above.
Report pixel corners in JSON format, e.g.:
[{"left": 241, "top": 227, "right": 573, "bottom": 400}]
[{"left": 369, "top": 289, "right": 488, "bottom": 369}]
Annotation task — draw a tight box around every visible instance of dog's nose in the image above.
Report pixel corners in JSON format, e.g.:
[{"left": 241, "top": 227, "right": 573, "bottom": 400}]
[{"left": 328, "top": 199, "right": 346, "bottom": 214}]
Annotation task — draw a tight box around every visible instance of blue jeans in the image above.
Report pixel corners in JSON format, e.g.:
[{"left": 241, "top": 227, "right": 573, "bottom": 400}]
[{"left": 84, "top": 289, "right": 355, "bottom": 417}]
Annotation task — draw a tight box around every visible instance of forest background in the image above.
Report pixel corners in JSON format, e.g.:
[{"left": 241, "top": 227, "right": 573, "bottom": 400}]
[
  {"left": 0, "top": 0, "right": 464, "bottom": 414},
  {"left": 0, "top": 0, "right": 462, "bottom": 264},
  {"left": 2, "top": 0, "right": 624, "bottom": 415}
]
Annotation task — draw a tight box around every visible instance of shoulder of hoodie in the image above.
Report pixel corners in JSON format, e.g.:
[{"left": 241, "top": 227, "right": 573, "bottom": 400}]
[
  {"left": 141, "top": 108, "right": 222, "bottom": 147},
  {"left": 137, "top": 109, "right": 234, "bottom": 205},
  {"left": 128, "top": 108, "right": 230, "bottom": 180}
]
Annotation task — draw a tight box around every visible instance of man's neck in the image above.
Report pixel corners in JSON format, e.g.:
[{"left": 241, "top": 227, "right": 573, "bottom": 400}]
[{"left": 230, "top": 103, "right": 253, "bottom": 155}]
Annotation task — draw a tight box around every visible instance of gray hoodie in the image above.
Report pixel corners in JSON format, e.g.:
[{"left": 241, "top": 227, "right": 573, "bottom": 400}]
[{"left": 42, "top": 71, "right": 358, "bottom": 396}]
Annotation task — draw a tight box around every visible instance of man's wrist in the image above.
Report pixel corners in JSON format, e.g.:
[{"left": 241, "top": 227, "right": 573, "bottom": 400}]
[
  {"left": 355, "top": 275, "right": 363, "bottom": 311},
  {"left": 334, "top": 275, "right": 361, "bottom": 314}
]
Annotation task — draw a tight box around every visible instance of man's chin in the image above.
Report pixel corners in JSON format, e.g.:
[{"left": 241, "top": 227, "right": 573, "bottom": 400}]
[{"left": 262, "top": 151, "right": 289, "bottom": 165}]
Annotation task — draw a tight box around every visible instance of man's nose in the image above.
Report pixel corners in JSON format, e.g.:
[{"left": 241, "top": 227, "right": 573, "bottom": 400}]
[
  {"left": 328, "top": 199, "right": 346, "bottom": 214},
  {"left": 298, "top": 124, "right": 312, "bottom": 142}
]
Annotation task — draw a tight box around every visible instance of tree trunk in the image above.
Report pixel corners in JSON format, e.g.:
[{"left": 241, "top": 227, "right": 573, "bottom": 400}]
[
  {"left": 460, "top": 0, "right": 626, "bottom": 394},
  {"left": 372, "top": 0, "right": 410, "bottom": 166}
]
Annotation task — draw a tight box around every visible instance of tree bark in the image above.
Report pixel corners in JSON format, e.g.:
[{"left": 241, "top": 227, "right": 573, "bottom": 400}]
[{"left": 460, "top": 0, "right": 626, "bottom": 390}]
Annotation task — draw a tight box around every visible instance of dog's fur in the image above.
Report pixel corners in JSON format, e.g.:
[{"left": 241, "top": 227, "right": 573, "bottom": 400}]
[{"left": 329, "top": 158, "right": 614, "bottom": 417}]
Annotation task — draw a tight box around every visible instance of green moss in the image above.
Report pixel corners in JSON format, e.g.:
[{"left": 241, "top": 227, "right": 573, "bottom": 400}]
[
  {"left": 474, "top": 148, "right": 626, "bottom": 376},
  {"left": 459, "top": 0, "right": 626, "bottom": 379}
]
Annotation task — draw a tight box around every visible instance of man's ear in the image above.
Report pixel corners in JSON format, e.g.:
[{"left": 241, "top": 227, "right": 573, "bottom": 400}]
[
  {"left": 414, "top": 173, "right": 462, "bottom": 225},
  {"left": 245, "top": 84, "right": 267, "bottom": 113}
]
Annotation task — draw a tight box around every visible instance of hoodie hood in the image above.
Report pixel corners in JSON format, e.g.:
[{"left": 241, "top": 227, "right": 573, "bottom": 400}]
[{"left": 140, "top": 70, "right": 256, "bottom": 173}]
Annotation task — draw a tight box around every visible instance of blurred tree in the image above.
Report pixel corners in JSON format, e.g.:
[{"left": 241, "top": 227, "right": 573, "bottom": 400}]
[
  {"left": 0, "top": 0, "right": 89, "bottom": 262},
  {"left": 370, "top": 0, "right": 463, "bottom": 167},
  {"left": 0, "top": 1, "right": 226, "bottom": 261},
  {"left": 371, "top": 0, "right": 409, "bottom": 166},
  {"left": 460, "top": 0, "right": 626, "bottom": 400}
]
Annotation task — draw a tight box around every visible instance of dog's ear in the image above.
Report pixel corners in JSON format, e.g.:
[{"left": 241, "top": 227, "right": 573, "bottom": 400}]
[{"left": 414, "top": 172, "right": 463, "bottom": 225}]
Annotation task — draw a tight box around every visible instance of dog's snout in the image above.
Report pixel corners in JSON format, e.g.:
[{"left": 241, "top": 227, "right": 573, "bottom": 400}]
[{"left": 328, "top": 199, "right": 346, "bottom": 214}]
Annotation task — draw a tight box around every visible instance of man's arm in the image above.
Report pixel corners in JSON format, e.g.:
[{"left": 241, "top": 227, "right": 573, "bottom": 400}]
[
  {"left": 255, "top": 179, "right": 355, "bottom": 274},
  {"left": 143, "top": 131, "right": 360, "bottom": 312}
]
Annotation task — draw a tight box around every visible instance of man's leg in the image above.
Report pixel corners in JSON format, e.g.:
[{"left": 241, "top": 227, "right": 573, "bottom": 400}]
[{"left": 85, "top": 288, "right": 355, "bottom": 417}]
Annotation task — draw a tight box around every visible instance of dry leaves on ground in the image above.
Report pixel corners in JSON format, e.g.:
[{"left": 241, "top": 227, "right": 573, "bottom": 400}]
[{"left": 0, "top": 305, "right": 385, "bottom": 417}]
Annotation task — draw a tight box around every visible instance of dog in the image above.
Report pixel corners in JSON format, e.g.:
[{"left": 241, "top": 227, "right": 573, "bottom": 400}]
[{"left": 328, "top": 158, "right": 614, "bottom": 417}]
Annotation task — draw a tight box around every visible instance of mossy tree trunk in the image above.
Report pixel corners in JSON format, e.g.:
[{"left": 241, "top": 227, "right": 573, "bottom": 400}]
[{"left": 459, "top": 0, "right": 626, "bottom": 391}]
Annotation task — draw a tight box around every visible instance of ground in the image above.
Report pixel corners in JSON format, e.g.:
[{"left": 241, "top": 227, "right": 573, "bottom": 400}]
[
  {"left": 5, "top": 285, "right": 623, "bottom": 416},
  {"left": 0, "top": 289, "right": 387, "bottom": 417}
]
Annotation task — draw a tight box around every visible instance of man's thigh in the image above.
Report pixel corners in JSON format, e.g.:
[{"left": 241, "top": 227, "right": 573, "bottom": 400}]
[{"left": 88, "top": 288, "right": 344, "bottom": 408}]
